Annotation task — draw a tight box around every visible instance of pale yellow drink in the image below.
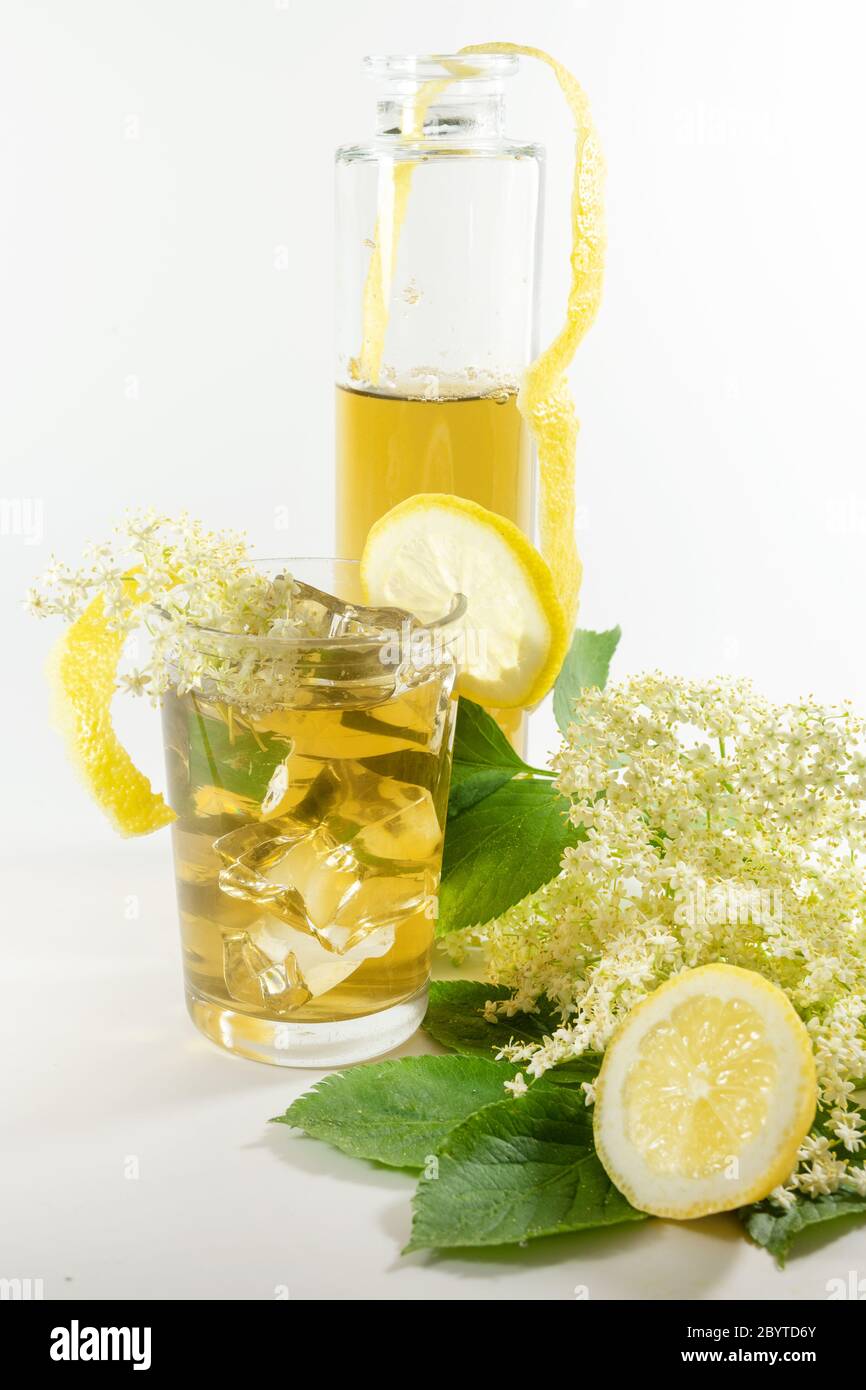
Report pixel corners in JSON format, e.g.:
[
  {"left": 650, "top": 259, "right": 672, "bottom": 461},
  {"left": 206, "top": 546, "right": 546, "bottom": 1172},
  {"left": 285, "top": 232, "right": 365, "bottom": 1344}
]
[
  {"left": 336, "top": 382, "right": 530, "bottom": 745},
  {"left": 162, "top": 659, "right": 455, "bottom": 1057},
  {"left": 335, "top": 384, "right": 532, "bottom": 560}
]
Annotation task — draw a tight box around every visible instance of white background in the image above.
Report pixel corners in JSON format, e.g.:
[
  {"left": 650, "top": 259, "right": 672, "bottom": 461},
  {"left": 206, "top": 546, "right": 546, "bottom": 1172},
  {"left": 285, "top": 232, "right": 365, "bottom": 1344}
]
[{"left": 2, "top": 0, "right": 866, "bottom": 1301}]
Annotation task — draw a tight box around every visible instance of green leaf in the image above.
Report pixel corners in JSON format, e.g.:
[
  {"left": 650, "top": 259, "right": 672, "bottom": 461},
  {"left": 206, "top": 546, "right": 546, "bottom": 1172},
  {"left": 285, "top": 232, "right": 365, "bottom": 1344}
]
[
  {"left": 424, "top": 981, "right": 557, "bottom": 1055},
  {"left": 741, "top": 1190, "right": 866, "bottom": 1265},
  {"left": 271, "top": 1055, "right": 518, "bottom": 1170},
  {"left": 452, "top": 699, "right": 534, "bottom": 774},
  {"left": 447, "top": 699, "right": 549, "bottom": 820},
  {"left": 423, "top": 981, "right": 600, "bottom": 1087},
  {"left": 742, "top": 1104, "right": 866, "bottom": 1263},
  {"left": 447, "top": 762, "right": 518, "bottom": 819},
  {"left": 553, "top": 626, "right": 622, "bottom": 735},
  {"left": 406, "top": 1085, "right": 644, "bottom": 1251},
  {"left": 187, "top": 703, "right": 289, "bottom": 804},
  {"left": 438, "top": 779, "right": 584, "bottom": 934}
]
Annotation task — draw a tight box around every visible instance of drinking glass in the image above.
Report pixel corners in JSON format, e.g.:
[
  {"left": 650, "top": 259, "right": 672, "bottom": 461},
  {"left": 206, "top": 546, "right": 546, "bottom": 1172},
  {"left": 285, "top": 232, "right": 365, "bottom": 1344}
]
[{"left": 161, "top": 559, "right": 459, "bottom": 1066}]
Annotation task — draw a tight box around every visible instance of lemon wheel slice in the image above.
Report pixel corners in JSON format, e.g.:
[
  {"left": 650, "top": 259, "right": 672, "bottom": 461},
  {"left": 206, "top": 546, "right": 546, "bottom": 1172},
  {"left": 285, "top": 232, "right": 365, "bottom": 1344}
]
[
  {"left": 360, "top": 493, "right": 568, "bottom": 709},
  {"left": 593, "top": 964, "right": 817, "bottom": 1219},
  {"left": 50, "top": 591, "right": 175, "bottom": 837}
]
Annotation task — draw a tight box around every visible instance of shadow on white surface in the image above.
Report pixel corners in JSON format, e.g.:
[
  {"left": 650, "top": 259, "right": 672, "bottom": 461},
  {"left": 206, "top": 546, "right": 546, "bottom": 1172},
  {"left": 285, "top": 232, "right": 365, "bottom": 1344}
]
[{"left": 393, "top": 1212, "right": 746, "bottom": 1300}]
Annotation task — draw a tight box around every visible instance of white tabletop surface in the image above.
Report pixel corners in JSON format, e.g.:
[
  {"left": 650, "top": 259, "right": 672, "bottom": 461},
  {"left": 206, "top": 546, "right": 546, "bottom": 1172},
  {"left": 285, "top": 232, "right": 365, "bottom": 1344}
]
[{"left": 4, "top": 842, "right": 863, "bottom": 1302}]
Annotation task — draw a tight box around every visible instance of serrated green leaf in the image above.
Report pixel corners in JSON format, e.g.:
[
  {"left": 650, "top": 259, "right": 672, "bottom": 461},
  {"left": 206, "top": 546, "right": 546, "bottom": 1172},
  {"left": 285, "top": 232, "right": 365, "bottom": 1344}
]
[
  {"left": 423, "top": 981, "right": 600, "bottom": 1088},
  {"left": 447, "top": 699, "right": 550, "bottom": 820},
  {"left": 438, "top": 779, "right": 584, "bottom": 934},
  {"left": 447, "top": 762, "right": 517, "bottom": 818},
  {"left": 553, "top": 626, "right": 621, "bottom": 735},
  {"left": 406, "top": 1085, "right": 644, "bottom": 1251},
  {"left": 272, "top": 1055, "right": 518, "bottom": 1170},
  {"left": 451, "top": 699, "right": 535, "bottom": 773},
  {"left": 741, "top": 1190, "right": 866, "bottom": 1265}
]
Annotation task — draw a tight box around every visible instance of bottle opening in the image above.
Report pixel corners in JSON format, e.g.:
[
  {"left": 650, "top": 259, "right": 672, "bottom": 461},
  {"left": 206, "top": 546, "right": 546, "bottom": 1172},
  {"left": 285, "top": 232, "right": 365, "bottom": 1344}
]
[
  {"left": 362, "top": 53, "right": 519, "bottom": 85},
  {"left": 362, "top": 53, "right": 516, "bottom": 139}
]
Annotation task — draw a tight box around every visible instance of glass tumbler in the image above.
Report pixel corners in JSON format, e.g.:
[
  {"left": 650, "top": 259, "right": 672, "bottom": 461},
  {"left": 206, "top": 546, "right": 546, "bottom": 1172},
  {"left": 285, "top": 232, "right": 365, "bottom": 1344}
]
[{"left": 161, "top": 560, "right": 458, "bottom": 1067}]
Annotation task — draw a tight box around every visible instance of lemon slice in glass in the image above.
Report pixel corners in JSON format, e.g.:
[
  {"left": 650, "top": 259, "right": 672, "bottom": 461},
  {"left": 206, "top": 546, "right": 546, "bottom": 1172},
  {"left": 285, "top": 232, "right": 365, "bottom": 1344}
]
[
  {"left": 593, "top": 964, "right": 817, "bottom": 1219},
  {"left": 360, "top": 493, "right": 568, "bottom": 708}
]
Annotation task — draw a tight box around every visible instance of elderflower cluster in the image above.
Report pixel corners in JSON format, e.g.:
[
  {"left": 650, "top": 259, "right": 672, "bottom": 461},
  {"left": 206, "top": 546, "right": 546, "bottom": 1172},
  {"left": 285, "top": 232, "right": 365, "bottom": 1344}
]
[
  {"left": 466, "top": 674, "right": 866, "bottom": 1202},
  {"left": 25, "top": 511, "right": 374, "bottom": 712}
]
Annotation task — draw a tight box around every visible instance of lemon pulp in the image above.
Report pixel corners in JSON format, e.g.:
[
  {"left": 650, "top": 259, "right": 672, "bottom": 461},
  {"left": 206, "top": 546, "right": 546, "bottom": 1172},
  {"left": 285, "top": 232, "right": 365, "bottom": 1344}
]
[{"left": 623, "top": 994, "right": 778, "bottom": 1180}]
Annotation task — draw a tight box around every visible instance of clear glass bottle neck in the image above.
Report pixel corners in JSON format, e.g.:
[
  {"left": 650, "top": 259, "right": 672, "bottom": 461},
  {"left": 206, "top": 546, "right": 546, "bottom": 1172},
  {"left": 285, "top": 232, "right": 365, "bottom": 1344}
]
[{"left": 375, "top": 91, "right": 506, "bottom": 140}]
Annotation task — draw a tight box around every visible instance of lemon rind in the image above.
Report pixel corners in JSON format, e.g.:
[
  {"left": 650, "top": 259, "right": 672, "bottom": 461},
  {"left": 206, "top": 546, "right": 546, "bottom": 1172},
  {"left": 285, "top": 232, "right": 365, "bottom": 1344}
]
[{"left": 50, "top": 594, "right": 175, "bottom": 838}]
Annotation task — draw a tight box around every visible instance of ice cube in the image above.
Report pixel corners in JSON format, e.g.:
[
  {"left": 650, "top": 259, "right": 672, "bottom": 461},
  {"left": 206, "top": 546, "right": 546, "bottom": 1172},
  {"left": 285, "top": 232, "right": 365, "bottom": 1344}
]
[
  {"left": 290, "top": 577, "right": 416, "bottom": 640},
  {"left": 223, "top": 931, "right": 312, "bottom": 1014},
  {"left": 331, "top": 771, "right": 442, "bottom": 863},
  {"left": 353, "top": 785, "right": 442, "bottom": 865},
  {"left": 341, "top": 600, "right": 418, "bottom": 636},
  {"left": 215, "top": 823, "right": 318, "bottom": 937},
  {"left": 213, "top": 820, "right": 306, "bottom": 868},
  {"left": 219, "top": 858, "right": 311, "bottom": 932},
  {"left": 314, "top": 871, "right": 433, "bottom": 954},
  {"left": 213, "top": 764, "right": 439, "bottom": 960},
  {"left": 288, "top": 578, "right": 353, "bottom": 638},
  {"left": 367, "top": 674, "right": 443, "bottom": 743},
  {"left": 331, "top": 769, "right": 411, "bottom": 827},
  {"left": 264, "top": 829, "right": 359, "bottom": 934},
  {"left": 215, "top": 820, "right": 368, "bottom": 953},
  {"left": 248, "top": 914, "right": 395, "bottom": 1000}
]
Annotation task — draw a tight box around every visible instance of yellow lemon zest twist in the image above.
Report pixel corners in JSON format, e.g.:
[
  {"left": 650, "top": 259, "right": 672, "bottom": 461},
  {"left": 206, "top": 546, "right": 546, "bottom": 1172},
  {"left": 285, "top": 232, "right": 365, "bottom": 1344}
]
[{"left": 50, "top": 585, "right": 175, "bottom": 837}]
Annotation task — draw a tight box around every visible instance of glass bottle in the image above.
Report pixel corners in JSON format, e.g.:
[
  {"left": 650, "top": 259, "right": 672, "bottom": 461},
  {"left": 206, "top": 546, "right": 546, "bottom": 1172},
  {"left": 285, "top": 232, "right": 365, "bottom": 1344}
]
[{"left": 334, "top": 53, "right": 543, "bottom": 562}]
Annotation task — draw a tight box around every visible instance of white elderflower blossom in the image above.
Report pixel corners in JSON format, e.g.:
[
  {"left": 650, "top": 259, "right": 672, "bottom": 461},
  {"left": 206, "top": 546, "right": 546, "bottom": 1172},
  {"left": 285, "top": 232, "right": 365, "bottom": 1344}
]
[
  {"left": 843, "top": 1166, "right": 866, "bottom": 1196},
  {"left": 117, "top": 669, "right": 152, "bottom": 698},
  {"left": 503, "top": 1073, "right": 529, "bottom": 1098},
  {"left": 26, "top": 512, "right": 392, "bottom": 715},
  {"left": 455, "top": 673, "right": 866, "bottom": 1196},
  {"left": 769, "top": 1184, "right": 797, "bottom": 1211}
]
